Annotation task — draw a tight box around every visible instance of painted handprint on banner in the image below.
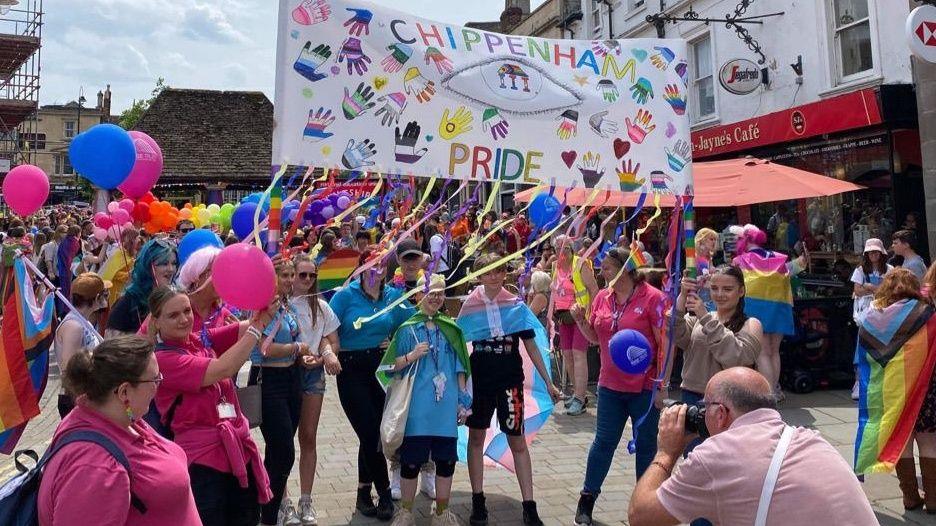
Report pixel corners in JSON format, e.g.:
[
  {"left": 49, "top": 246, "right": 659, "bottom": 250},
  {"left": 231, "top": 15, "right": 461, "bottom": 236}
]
[
  {"left": 303, "top": 107, "right": 335, "bottom": 141},
  {"left": 294, "top": 42, "right": 331, "bottom": 82},
  {"left": 649, "top": 170, "right": 674, "bottom": 193},
  {"left": 591, "top": 40, "right": 621, "bottom": 57},
  {"left": 341, "top": 138, "right": 377, "bottom": 169},
  {"left": 650, "top": 46, "right": 675, "bottom": 70},
  {"left": 404, "top": 67, "right": 436, "bottom": 103},
  {"left": 597, "top": 79, "right": 620, "bottom": 103},
  {"left": 616, "top": 159, "right": 645, "bottom": 192},
  {"left": 424, "top": 47, "right": 453, "bottom": 74},
  {"left": 663, "top": 84, "right": 686, "bottom": 115},
  {"left": 629, "top": 77, "right": 654, "bottom": 104},
  {"left": 577, "top": 152, "right": 605, "bottom": 188},
  {"left": 292, "top": 0, "right": 330, "bottom": 25},
  {"left": 337, "top": 37, "right": 371, "bottom": 75},
  {"left": 666, "top": 139, "right": 692, "bottom": 172},
  {"left": 676, "top": 61, "right": 689, "bottom": 86},
  {"left": 394, "top": 121, "right": 429, "bottom": 164},
  {"left": 556, "top": 110, "right": 578, "bottom": 140},
  {"left": 439, "top": 106, "right": 473, "bottom": 140},
  {"left": 626, "top": 109, "right": 656, "bottom": 144},
  {"left": 341, "top": 82, "right": 376, "bottom": 119},
  {"left": 588, "top": 111, "right": 619, "bottom": 138},
  {"left": 381, "top": 43, "right": 413, "bottom": 73},
  {"left": 482, "top": 108, "right": 509, "bottom": 140},
  {"left": 343, "top": 7, "right": 372, "bottom": 36},
  {"left": 374, "top": 92, "right": 407, "bottom": 126}
]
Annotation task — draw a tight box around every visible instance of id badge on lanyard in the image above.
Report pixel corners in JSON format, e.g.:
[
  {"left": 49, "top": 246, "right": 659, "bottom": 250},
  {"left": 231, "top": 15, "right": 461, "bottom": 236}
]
[{"left": 217, "top": 396, "right": 237, "bottom": 420}]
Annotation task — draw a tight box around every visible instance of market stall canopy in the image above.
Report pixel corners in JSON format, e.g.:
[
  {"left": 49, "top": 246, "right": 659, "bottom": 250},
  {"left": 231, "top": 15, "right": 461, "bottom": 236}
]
[{"left": 514, "top": 158, "right": 865, "bottom": 207}]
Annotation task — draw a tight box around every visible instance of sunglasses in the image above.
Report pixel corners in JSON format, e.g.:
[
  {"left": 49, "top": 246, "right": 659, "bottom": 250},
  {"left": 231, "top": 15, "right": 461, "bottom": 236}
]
[{"left": 298, "top": 272, "right": 318, "bottom": 280}]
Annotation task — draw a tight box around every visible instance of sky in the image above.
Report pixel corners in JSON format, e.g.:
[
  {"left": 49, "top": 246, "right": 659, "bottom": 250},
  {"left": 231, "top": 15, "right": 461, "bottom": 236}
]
[{"left": 38, "top": 0, "right": 548, "bottom": 114}]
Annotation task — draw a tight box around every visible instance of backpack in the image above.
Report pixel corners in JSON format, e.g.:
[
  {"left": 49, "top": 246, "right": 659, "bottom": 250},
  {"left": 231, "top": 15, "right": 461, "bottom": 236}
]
[{"left": 0, "top": 430, "right": 147, "bottom": 526}]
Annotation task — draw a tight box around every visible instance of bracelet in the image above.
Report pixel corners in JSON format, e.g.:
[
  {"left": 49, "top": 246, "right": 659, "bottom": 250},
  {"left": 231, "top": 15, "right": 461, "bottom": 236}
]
[
  {"left": 651, "top": 460, "right": 673, "bottom": 477},
  {"left": 404, "top": 353, "right": 409, "bottom": 364},
  {"left": 322, "top": 349, "right": 336, "bottom": 359},
  {"left": 246, "top": 327, "right": 262, "bottom": 341}
]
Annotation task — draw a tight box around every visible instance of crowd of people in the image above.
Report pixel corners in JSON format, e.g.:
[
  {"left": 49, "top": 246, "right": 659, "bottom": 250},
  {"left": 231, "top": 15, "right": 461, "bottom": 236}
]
[{"left": 6, "top": 200, "right": 934, "bottom": 526}]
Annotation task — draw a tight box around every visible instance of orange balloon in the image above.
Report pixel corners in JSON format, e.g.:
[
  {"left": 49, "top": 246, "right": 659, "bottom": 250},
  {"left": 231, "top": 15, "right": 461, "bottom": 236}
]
[
  {"left": 184, "top": 203, "right": 193, "bottom": 209},
  {"left": 143, "top": 222, "right": 160, "bottom": 235}
]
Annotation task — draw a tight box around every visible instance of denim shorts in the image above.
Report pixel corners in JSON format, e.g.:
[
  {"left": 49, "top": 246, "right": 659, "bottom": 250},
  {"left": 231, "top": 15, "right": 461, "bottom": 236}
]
[{"left": 302, "top": 366, "right": 326, "bottom": 396}]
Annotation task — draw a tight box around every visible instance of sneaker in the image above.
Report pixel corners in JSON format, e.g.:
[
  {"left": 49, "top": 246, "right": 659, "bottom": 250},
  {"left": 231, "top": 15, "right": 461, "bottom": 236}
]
[
  {"left": 431, "top": 508, "right": 461, "bottom": 526},
  {"left": 390, "top": 508, "right": 416, "bottom": 526},
  {"left": 563, "top": 393, "right": 574, "bottom": 409},
  {"left": 298, "top": 497, "right": 317, "bottom": 526},
  {"left": 521, "top": 500, "right": 544, "bottom": 526},
  {"left": 356, "top": 486, "right": 378, "bottom": 517},
  {"left": 851, "top": 381, "right": 860, "bottom": 401},
  {"left": 420, "top": 467, "right": 437, "bottom": 499},
  {"left": 390, "top": 467, "right": 402, "bottom": 500},
  {"left": 469, "top": 493, "right": 488, "bottom": 526},
  {"left": 376, "top": 494, "right": 395, "bottom": 521},
  {"left": 280, "top": 498, "right": 302, "bottom": 526},
  {"left": 574, "top": 492, "right": 596, "bottom": 525},
  {"left": 566, "top": 397, "right": 586, "bottom": 416}
]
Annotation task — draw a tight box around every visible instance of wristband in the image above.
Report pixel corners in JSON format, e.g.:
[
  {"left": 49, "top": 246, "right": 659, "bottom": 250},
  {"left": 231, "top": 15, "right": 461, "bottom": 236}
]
[
  {"left": 651, "top": 460, "right": 673, "bottom": 477},
  {"left": 246, "top": 327, "right": 262, "bottom": 341}
]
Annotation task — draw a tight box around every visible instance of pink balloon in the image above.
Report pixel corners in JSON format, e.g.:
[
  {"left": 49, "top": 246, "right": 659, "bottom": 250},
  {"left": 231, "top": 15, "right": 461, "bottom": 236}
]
[
  {"left": 108, "top": 224, "right": 125, "bottom": 240},
  {"left": 117, "top": 131, "right": 163, "bottom": 199},
  {"left": 107, "top": 201, "right": 120, "bottom": 214},
  {"left": 2, "top": 164, "right": 49, "bottom": 216},
  {"left": 212, "top": 243, "right": 275, "bottom": 310},
  {"left": 119, "top": 198, "right": 135, "bottom": 213},
  {"left": 112, "top": 208, "right": 130, "bottom": 225},
  {"left": 93, "top": 227, "right": 108, "bottom": 241},
  {"left": 94, "top": 212, "right": 114, "bottom": 230}
]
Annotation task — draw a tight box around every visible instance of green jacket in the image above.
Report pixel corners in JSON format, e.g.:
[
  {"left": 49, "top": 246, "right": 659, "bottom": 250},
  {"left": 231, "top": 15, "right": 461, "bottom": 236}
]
[{"left": 376, "top": 311, "right": 471, "bottom": 389}]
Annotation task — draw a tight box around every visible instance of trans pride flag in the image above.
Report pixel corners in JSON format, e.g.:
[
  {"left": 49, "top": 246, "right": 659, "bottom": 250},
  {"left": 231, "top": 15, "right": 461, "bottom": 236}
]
[
  {"left": 0, "top": 256, "right": 56, "bottom": 454},
  {"left": 455, "top": 286, "right": 554, "bottom": 472},
  {"left": 732, "top": 249, "right": 794, "bottom": 335},
  {"left": 855, "top": 299, "right": 936, "bottom": 474}
]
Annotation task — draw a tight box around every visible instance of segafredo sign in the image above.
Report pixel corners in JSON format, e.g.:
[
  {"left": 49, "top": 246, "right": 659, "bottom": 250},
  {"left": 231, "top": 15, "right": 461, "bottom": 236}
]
[{"left": 719, "top": 58, "right": 761, "bottom": 95}]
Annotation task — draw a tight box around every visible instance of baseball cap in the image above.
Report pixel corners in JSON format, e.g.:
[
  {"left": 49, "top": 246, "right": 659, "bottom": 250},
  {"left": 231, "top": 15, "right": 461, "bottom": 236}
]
[
  {"left": 71, "top": 273, "right": 112, "bottom": 300},
  {"left": 395, "top": 238, "right": 424, "bottom": 259}
]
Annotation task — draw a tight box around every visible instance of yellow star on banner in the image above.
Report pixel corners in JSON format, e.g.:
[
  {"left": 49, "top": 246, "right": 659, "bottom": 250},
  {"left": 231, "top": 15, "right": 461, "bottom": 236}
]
[{"left": 573, "top": 74, "right": 590, "bottom": 87}]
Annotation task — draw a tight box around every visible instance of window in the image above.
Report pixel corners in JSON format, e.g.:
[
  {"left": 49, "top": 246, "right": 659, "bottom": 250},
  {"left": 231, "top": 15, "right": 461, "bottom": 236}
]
[
  {"left": 591, "top": 1, "right": 602, "bottom": 35},
  {"left": 627, "top": 0, "right": 645, "bottom": 10},
  {"left": 831, "top": 0, "right": 873, "bottom": 80},
  {"left": 55, "top": 154, "right": 75, "bottom": 175},
  {"left": 690, "top": 35, "right": 716, "bottom": 121},
  {"left": 17, "top": 133, "right": 46, "bottom": 150},
  {"left": 63, "top": 120, "right": 76, "bottom": 139}
]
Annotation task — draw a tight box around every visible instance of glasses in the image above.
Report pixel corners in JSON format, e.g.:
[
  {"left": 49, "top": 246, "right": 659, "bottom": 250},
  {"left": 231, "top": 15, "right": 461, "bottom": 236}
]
[
  {"left": 298, "top": 272, "right": 318, "bottom": 280},
  {"left": 136, "top": 373, "right": 164, "bottom": 386},
  {"left": 424, "top": 291, "right": 445, "bottom": 299},
  {"left": 700, "top": 400, "right": 727, "bottom": 412}
]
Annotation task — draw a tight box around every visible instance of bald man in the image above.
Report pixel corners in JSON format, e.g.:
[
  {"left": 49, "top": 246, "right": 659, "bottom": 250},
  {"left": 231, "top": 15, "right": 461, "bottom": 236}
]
[{"left": 628, "top": 367, "right": 876, "bottom": 526}]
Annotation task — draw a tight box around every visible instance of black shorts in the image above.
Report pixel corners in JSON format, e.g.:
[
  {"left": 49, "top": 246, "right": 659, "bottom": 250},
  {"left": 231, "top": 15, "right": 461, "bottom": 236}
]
[
  {"left": 465, "top": 385, "right": 525, "bottom": 436},
  {"left": 398, "top": 436, "right": 458, "bottom": 466}
]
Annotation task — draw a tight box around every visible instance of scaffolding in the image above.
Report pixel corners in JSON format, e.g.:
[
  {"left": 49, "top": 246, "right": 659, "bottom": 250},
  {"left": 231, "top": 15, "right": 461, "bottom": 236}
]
[{"left": 0, "top": 0, "right": 42, "bottom": 171}]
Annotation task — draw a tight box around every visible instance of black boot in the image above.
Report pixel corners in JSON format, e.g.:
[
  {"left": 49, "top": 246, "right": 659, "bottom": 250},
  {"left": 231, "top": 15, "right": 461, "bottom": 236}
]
[
  {"left": 375, "top": 491, "right": 395, "bottom": 521},
  {"left": 355, "top": 485, "right": 377, "bottom": 517},
  {"left": 470, "top": 492, "right": 488, "bottom": 526},
  {"left": 522, "top": 500, "right": 544, "bottom": 526},
  {"left": 574, "top": 492, "right": 597, "bottom": 525}
]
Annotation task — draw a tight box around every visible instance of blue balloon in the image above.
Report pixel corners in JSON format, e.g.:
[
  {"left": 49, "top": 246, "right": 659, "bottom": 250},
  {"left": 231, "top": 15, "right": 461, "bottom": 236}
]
[
  {"left": 231, "top": 202, "right": 267, "bottom": 240},
  {"left": 178, "top": 229, "right": 224, "bottom": 265},
  {"left": 240, "top": 192, "right": 271, "bottom": 212},
  {"left": 529, "top": 193, "right": 561, "bottom": 228},
  {"left": 609, "top": 329, "right": 652, "bottom": 375},
  {"left": 68, "top": 124, "right": 136, "bottom": 189}
]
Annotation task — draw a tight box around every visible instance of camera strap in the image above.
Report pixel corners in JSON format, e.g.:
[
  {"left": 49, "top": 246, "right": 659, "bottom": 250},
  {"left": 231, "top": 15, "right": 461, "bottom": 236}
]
[{"left": 755, "top": 425, "right": 795, "bottom": 526}]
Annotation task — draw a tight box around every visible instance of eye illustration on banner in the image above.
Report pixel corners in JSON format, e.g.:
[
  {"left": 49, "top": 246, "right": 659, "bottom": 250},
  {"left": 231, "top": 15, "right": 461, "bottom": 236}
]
[
  {"left": 380, "top": 43, "right": 413, "bottom": 73},
  {"left": 626, "top": 109, "right": 656, "bottom": 144},
  {"left": 588, "top": 111, "right": 619, "bottom": 138},
  {"left": 424, "top": 47, "right": 453, "bottom": 75},
  {"left": 343, "top": 7, "right": 372, "bottom": 36},
  {"left": 629, "top": 77, "right": 654, "bottom": 104},
  {"left": 341, "top": 138, "right": 377, "bottom": 169},
  {"left": 616, "top": 159, "right": 645, "bottom": 192},
  {"left": 374, "top": 92, "right": 407, "bottom": 127},
  {"left": 404, "top": 67, "right": 436, "bottom": 103},
  {"left": 441, "top": 55, "right": 583, "bottom": 116},
  {"left": 337, "top": 37, "right": 371, "bottom": 75},
  {"left": 649, "top": 170, "right": 673, "bottom": 193},
  {"left": 292, "top": 0, "right": 331, "bottom": 25},
  {"left": 556, "top": 110, "right": 578, "bottom": 140},
  {"left": 577, "top": 152, "right": 605, "bottom": 188},
  {"left": 666, "top": 139, "right": 691, "bottom": 172},
  {"left": 663, "top": 84, "right": 686, "bottom": 115},
  {"left": 303, "top": 107, "right": 335, "bottom": 142},
  {"left": 294, "top": 42, "right": 331, "bottom": 82},
  {"left": 439, "top": 106, "right": 473, "bottom": 140},
  {"left": 341, "top": 82, "right": 376, "bottom": 119},
  {"left": 481, "top": 108, "right": 510, "bottom": 140},
  {"left": 650, "top": 46, "right": 675, "bottom": 70},
  {"left": 394, "top": 121, "right": 429, "bottom": 164},
  {"left": 592, "top": 40, "right": 621, "bottom": 57},
  {"left": 597, "top": 79, "right": 619, "bottom": 103}
]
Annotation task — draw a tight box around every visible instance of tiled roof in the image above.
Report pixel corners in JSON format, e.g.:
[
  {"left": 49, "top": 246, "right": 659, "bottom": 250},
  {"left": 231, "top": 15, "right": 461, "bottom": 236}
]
[{"left": 133, "top": 88, "right": 273, "bottom": 183}]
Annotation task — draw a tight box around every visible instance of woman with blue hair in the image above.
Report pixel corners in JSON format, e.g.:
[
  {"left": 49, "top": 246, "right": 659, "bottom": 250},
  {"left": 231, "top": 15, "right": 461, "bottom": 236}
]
[{"left": 106, "top": 238, "right": 178, "bottom": 337}]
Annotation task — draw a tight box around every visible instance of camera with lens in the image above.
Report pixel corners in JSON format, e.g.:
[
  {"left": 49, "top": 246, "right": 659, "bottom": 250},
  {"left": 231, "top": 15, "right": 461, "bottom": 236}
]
[{"left": 662, "top": 399, "right": 710, "bottom": 439}]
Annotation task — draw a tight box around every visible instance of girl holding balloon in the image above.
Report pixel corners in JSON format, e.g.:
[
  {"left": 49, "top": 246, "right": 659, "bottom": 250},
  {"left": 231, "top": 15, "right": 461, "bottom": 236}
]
[{"left": 569, "top": 246, "right": 668, "bottom": 526}]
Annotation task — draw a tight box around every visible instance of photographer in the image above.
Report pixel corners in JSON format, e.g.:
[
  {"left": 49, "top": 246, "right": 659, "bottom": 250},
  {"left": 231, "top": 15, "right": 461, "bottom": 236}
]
[{"left": 628, "top": 367, "right": 875, "bottom": 526}]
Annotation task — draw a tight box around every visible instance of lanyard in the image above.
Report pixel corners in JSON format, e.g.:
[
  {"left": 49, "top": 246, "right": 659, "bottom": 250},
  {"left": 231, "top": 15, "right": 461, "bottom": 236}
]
[
  {"left": 610, "top": 287, "right": 635, "bottom": 333},
  {"left": 418, "top": 323, "right": 443, "bottom": 373}
]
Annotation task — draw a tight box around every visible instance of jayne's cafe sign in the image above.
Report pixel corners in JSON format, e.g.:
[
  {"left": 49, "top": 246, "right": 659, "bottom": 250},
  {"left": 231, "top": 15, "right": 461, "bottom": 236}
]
[{"left": 718, "top": 58, "right": 761, "bottom": 95}]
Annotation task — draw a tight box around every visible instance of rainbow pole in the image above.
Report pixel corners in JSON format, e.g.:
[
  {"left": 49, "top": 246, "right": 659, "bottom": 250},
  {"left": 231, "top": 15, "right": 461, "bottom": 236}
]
[
  {"left": 683, "top": 197, "right": 696, "bottom": 279},
  {"left": 267, "top": 177, "right": 283, "bottom": 256}
]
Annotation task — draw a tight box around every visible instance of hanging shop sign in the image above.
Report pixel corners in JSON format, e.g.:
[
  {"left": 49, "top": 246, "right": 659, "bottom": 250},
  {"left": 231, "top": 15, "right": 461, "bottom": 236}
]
[
  {"left": 718, "top": 59, "right": 761, "bottom": 95},
  {"left": 907, "top": 4, "right": 936, "bottom": 64}
]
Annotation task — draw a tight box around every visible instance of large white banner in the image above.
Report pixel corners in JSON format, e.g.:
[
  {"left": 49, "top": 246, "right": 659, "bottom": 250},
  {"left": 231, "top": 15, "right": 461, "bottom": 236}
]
[{"left": 274, "top": 0, "right": 693, "bottom": 195}]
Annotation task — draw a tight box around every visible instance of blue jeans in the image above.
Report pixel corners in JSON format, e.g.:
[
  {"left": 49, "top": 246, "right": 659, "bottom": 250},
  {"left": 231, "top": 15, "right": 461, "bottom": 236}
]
[
  {"left": 583, "top": 387, "right": 659, "bottom": 493},
  {"left": 681, "top": 390, "right": 713, "bottom": 526}
]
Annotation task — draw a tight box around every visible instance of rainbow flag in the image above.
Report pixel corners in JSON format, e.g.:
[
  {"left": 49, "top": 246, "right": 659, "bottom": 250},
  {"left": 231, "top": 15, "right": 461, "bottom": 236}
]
[
  {"left": 455, "top": 286, "right": 554, "bottom": 472},
  {"left": 855, "top": 299, "right": 936, "bottom": 474},
  {"left": 732, "top": 249, "right": 794, "bottom": 335},
  {"left": 624, "top": 241, "right": 649, "bottom": 271},
  {"left": 0, "top": 257, "right": 56, "bottom": 454},
  {"left": 317, "top": 248, "right": 360, "bottom": 292}
]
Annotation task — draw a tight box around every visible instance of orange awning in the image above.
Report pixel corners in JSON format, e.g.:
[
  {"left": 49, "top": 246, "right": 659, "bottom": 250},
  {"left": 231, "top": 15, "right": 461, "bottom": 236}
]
[{"left": 514, "top": 158, "right": 865, "bottom": 207}]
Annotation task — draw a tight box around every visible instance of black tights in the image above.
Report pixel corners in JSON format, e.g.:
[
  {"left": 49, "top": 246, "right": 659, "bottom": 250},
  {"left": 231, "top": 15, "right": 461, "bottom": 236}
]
[{"left": 336, "top": 350, "right": 390, "bottom": 496}]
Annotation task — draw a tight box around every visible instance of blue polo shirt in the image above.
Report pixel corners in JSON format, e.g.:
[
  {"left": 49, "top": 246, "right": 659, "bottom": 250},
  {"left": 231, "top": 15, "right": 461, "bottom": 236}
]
[
  {"left": 329, "top": 279, "right": 413, "bottom": 351},
  {"left": 250, "top": 305, "right": 300, "bottom": 366}
]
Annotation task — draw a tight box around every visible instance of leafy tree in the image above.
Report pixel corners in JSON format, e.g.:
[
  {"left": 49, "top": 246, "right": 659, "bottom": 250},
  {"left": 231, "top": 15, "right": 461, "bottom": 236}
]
[{"left": 118, "top": 77, "right": 167, "bottom": 130}]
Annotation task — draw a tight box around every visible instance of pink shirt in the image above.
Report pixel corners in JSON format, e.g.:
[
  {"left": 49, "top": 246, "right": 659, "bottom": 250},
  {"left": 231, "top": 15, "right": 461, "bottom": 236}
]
[
  {"left": 38, "top": 405, "right": 201, "bottom": 526},
  {"left": 589, "top": 283, "right": 665, "bottom": 392},
  {"left": 553, "top": 267, "right": 576, "bottom": 311},
  {"left": 658, "top": 409, "right": 877, "bottom": 525}
]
